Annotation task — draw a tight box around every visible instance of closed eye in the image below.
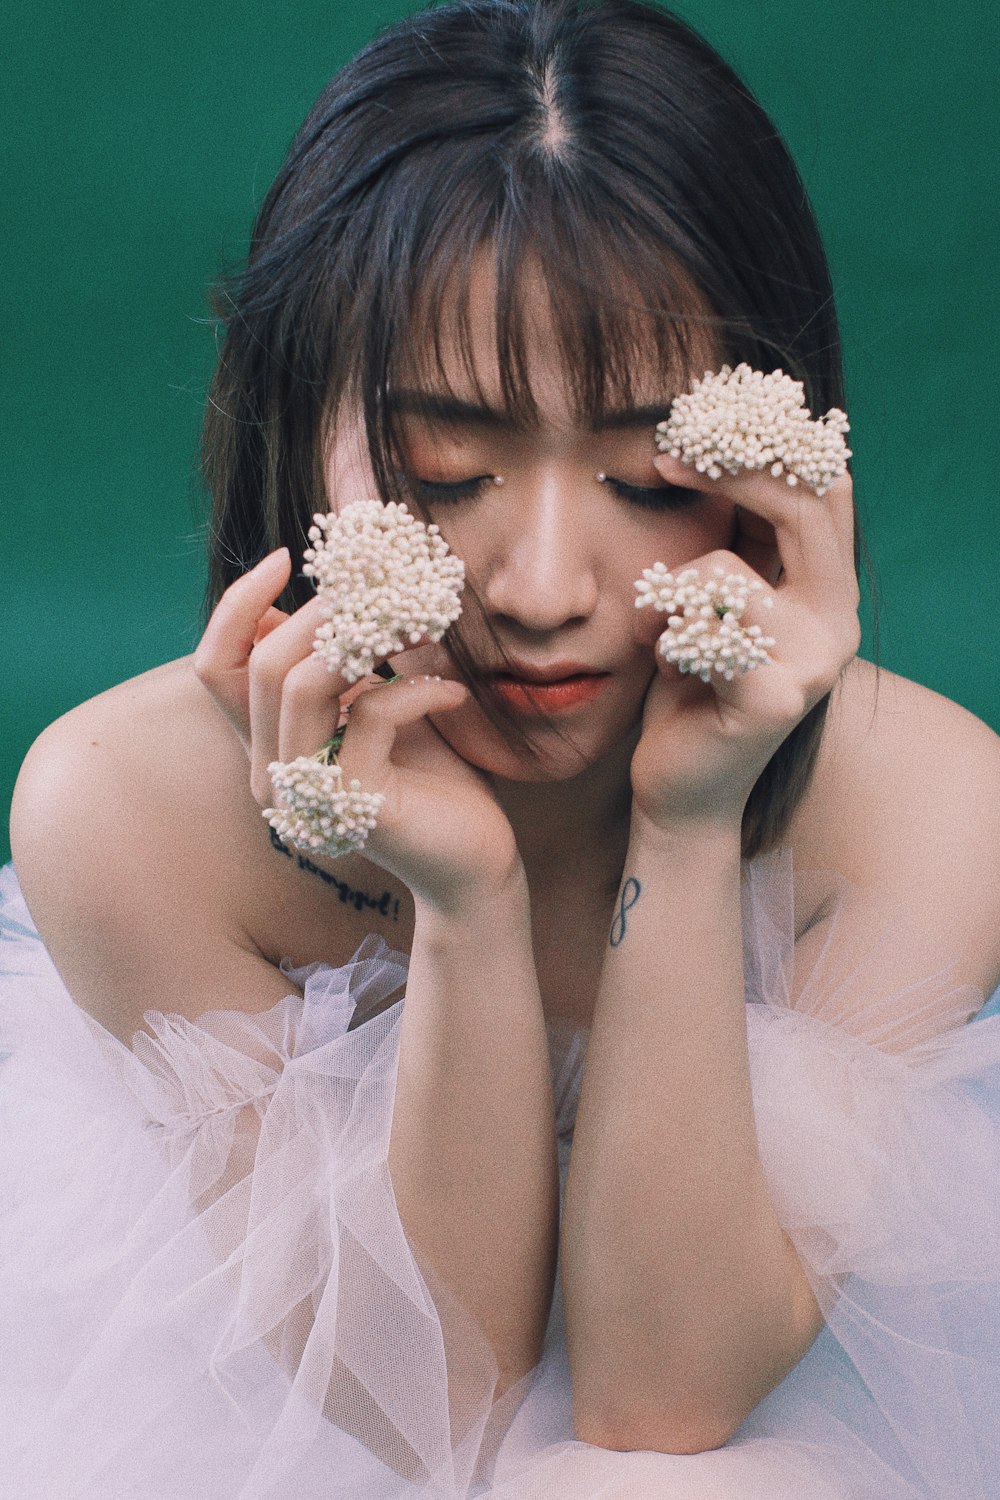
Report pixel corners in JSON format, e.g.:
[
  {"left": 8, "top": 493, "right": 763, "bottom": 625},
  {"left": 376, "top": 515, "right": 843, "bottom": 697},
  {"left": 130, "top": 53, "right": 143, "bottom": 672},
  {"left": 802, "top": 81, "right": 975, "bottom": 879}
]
[
  {"left": 605, "top": 478, "right": 702, "bottom": 511},
  {"left": 409, "top": 475, "right": 494, "bottom": 503},
  {"left": 406, "top": 474, "right": 703, "bottom": 510}
]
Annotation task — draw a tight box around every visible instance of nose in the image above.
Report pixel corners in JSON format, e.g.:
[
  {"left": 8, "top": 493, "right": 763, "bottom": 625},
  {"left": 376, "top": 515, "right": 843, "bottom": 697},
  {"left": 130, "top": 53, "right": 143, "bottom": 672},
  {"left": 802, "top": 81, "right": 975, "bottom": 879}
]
[{"left": 479, "top": 471, "right": 600, "bottom": 633}]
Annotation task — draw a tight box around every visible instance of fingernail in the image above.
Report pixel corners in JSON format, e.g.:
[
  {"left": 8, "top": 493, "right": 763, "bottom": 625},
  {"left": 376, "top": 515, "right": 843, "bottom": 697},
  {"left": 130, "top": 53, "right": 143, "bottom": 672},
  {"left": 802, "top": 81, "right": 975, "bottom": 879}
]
[{"left": 251, "top": 547, "right": 289, "bottom": 573}]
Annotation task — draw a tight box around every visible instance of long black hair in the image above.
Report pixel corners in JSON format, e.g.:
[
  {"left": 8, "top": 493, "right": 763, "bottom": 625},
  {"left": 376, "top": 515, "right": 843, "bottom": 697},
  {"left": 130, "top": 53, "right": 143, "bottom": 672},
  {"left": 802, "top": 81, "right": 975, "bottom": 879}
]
[{"left": 201, "top": 0, "right": 874, "bottom": 857}]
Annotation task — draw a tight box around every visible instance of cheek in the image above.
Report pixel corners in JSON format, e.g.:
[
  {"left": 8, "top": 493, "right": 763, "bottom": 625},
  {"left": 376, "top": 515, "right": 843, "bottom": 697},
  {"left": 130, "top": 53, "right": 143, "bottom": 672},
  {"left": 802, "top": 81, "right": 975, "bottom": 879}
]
[
  {"left": 687, "top": 494, "right": 738, "bottom": 545},
  {"left": 646, "top": 497, "right": 737, "bottom": 565},
  {"left": 618, "top": 500, "right": 738, "bottom": 632},
  {"left": 325, "top": 426, "right": 377, "bottom": 509}
]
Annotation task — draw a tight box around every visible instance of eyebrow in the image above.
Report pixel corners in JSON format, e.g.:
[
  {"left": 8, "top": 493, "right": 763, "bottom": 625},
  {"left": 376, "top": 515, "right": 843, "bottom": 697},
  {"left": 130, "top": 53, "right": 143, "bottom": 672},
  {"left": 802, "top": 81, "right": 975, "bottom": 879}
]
[{"left": 387, "top": 390, "right": 671, "bottom": 433}]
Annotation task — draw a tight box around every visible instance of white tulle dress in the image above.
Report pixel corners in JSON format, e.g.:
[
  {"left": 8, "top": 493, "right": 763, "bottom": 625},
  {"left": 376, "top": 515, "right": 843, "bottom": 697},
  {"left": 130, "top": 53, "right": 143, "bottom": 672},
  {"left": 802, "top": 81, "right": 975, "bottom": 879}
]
[{"left": 2, "top": 848, "right": 1000, "bottom": 1499}]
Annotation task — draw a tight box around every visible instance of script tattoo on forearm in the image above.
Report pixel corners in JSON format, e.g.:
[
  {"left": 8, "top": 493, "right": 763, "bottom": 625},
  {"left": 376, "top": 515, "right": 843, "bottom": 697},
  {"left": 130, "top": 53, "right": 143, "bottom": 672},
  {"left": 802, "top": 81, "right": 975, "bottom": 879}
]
[
  {"left": 609, "top": 876, "right": 642, "bottom": 947},
  {"left": 268, "top": 825, "right": 401, "bottom": 920}
]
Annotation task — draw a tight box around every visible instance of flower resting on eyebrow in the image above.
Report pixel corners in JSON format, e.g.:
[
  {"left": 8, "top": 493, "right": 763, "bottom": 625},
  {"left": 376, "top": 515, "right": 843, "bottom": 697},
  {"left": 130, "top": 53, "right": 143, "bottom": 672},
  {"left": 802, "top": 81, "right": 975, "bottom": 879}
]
[
  {"left": 302, "top": 500, "right": 466, "bottom": 682},
  {"left": 656, "top": 364, "right": 851, "bottom": 497}
]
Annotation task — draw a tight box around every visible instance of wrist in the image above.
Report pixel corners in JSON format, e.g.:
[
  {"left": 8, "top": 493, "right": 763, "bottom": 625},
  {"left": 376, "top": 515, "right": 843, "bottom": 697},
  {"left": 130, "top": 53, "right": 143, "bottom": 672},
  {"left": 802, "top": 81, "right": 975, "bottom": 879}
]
[
  {"left": 412, "top": 859, "right": 531, "bottom": 939},
  {"left": 410, "top": 869, "right": 540, "bottom": 1019},
  {"left": 627, "top": 806, "right": 744, "bottom": 866}
]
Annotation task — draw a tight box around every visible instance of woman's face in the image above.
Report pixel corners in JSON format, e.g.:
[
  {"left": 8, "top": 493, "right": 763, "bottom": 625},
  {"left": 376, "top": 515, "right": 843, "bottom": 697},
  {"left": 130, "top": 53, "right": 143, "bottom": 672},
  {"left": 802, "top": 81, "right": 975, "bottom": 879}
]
[{"left": 324, "top": 260, "right": 743, "bottom": 783}]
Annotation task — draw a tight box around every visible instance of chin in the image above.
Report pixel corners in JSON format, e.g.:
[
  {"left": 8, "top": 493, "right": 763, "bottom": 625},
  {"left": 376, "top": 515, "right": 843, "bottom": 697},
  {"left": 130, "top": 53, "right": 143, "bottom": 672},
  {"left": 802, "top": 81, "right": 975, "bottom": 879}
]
[{"left": 428, "top": 702, "right": 634, "bottom": 785}]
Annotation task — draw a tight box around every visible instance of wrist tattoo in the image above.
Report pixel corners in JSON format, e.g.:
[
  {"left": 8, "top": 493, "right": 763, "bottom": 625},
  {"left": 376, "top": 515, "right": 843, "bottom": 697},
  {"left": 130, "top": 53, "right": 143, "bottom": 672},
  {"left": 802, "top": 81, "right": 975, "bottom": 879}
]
[
  {"left": 610, "top": 876, "right": 642, "bottom": 947},
  {"left": 269, "top": 824, "right": 401, "bottom": 920}
]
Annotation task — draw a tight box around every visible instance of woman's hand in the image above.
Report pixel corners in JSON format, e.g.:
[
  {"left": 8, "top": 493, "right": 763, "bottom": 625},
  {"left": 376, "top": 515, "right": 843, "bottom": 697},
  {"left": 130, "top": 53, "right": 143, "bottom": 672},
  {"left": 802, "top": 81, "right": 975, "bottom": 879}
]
[
  {"left": 629, "top": 454, "right": 862, "bottom": 833},
  {"left": 192, "top": 549, "right": 521, "bottom": 915}
]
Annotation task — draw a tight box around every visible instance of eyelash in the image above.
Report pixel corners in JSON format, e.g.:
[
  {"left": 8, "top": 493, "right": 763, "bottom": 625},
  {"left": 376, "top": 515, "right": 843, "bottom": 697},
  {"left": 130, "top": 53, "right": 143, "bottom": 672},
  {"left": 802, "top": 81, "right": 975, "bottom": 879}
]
[
  {"left": 605, "top": 478, "right": 702, "bottom": 512},
  {"left": 410, "top": 475, "right": 701, "bottom": 511}
]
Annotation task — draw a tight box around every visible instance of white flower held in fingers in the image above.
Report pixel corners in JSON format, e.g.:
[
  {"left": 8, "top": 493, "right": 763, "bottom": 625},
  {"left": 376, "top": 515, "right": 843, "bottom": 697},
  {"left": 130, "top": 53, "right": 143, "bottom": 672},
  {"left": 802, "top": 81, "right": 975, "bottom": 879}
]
[
  {"left": 656, "top": 364, "right": 851, "bottom": 496},
  {"left": 263, "top": 758, "right": 384, "bottom": 859},
  {"left": 262, "top": 499, "right": 465, "bottom": 859},
  {"left": 635, "top": 563, "right": 776, "bottom": 683},
  {"left": 303, "top": 499, "right": 465, "bottom": 683}
]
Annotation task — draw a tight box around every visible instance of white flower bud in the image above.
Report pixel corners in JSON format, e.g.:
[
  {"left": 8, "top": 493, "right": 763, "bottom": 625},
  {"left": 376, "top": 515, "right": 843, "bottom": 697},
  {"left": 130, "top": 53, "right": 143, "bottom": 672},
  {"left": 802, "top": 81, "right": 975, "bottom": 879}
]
[
  {"left": 656, "top": 364, "right": 851, "bottom": 495},
  {"left": 634, "top": 563, "right": 776, "bottom": 681},
  {"left": 263, "top": 757, "right": 385, "bottom": 859},
  {"left": 302, "top": 500, "right": 465, "bottom": 683}
]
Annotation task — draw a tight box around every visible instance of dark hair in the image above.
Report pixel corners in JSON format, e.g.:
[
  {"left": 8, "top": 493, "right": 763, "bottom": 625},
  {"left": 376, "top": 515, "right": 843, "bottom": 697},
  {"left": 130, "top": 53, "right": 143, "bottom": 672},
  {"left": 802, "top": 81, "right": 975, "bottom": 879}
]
[{"left": 200, "top": 0, "right": 875, "bottom": 859}]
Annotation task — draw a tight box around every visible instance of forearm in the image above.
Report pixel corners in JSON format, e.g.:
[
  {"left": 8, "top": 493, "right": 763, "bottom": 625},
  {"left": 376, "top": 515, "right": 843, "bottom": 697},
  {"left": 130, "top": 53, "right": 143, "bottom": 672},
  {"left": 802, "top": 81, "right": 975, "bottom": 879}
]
[
  {"left": 388, "top": 872, "right": 559, "bottom": 1392},
  {"left": 561, "top": 819, "right": 821, "bottom": 1451}
]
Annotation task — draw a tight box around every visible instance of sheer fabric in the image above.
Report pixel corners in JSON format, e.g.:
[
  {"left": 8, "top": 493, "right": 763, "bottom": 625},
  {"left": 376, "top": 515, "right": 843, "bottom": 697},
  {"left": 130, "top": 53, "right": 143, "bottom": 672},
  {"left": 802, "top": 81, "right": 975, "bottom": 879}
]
[{"left": 1, "top": 851, "right": 999, "bottom": 1498}]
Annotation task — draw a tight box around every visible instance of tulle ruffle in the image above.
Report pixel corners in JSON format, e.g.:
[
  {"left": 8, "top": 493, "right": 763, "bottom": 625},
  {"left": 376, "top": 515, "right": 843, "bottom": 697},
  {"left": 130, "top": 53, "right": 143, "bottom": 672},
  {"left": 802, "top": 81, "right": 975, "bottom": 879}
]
[{"left": 1, "top": 853, "right": 999, "bottom": 1498}]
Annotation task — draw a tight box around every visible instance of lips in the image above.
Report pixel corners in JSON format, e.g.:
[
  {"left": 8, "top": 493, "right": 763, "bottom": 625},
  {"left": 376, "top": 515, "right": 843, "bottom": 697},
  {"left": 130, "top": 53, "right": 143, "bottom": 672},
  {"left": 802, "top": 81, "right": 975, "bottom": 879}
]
[
  {"left": 494, "top": 659, "right": 597, "bottom": 684},
  {"left": 491, "top": 662, "right": 611, "bottom": 714}
]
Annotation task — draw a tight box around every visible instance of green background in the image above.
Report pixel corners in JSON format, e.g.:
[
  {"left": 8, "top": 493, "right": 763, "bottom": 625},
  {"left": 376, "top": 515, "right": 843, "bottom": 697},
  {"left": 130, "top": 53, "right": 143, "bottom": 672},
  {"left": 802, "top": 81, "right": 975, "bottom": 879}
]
[{"left": 3, "top": 0, "right": 997, "bottom": 864}]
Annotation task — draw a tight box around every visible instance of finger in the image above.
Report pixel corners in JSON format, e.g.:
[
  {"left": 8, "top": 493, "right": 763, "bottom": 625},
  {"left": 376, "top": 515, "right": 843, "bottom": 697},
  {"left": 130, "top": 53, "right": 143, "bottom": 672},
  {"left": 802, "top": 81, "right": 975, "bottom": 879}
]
[
  {"left": 251, "top": 604, "right": 449, "bottom": 800},
  {"left": 276, "top": 651, "right": 346, "bottom": 765},
  {"left": 646, "top": 555, "right": 857, "bottom": 722},
  {"left": 248, "top": 593, "right": 340, "bottom": 800},
  {"left": 337, "top": 676, "right": 468, "bottom": 781},
  {"left": 192, "top": 548, "right": 291, "bottom": 742},
  {"left": 194, "top": 549, "right": 291, "bottom": 675},
  {"left": 253, "top": 606, "right": 291, "bottom": 646},
  {"left": 636, "top": 549, "right": 785, "bottom": 708},
  {"left": 654, "top": 451, "right": 857, "bottom": 606},
  {"left": 662, "top": 448, "right": 857, "bottom": 598}
]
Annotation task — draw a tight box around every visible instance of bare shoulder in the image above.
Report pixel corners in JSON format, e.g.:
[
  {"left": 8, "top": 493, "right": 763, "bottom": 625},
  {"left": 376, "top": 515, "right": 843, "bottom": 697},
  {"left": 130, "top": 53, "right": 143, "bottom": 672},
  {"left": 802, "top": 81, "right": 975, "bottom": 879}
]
[
  {"left": 789, "top": 657, "right": 1000, "bottom": 997},
  {"left": 10, "top": 657, "right": 413, "bottom": 1044}
]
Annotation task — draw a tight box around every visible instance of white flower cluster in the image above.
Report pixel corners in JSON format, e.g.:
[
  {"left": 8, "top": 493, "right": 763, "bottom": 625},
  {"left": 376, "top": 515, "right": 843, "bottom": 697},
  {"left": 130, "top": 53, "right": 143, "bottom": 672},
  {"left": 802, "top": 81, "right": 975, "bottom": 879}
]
[
  {"left": 656, "top": 364, "right": 851, "bottom": 497},
  {"left": 303, "top": 500, "right": 465, "bottom": 683},
  {"left": 635, "top": 563, "right": 776, "bottom": 683},
  {"left": 263, "top": 755, "right": 385, "bottom": 859}
]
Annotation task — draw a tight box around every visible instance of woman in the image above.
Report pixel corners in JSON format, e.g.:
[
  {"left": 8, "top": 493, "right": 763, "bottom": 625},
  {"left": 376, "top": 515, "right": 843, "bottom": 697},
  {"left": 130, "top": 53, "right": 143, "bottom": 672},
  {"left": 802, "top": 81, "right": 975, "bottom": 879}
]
[{"left": 4, "top": 1, "right": 1000, "bottom": 1495}]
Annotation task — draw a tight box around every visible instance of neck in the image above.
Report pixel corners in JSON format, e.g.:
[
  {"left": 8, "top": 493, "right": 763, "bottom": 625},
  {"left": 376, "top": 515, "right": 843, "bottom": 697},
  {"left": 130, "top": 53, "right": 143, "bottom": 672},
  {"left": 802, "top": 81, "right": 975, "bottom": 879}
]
[{"left": 489, "top": 729, "right": 638, "bottom": 898}]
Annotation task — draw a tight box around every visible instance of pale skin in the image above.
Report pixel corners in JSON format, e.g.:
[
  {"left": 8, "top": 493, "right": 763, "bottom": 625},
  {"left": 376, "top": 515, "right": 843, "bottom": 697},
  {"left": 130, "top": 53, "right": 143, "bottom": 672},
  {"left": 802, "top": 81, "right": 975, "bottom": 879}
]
[{"left": 10, "top": 267, "right": 1000, "bottom": 1457}]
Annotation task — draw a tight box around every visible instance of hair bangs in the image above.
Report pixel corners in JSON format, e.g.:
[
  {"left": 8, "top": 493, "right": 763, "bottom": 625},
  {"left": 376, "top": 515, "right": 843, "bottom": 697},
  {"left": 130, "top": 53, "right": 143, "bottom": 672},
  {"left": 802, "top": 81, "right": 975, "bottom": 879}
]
[{"left": 359, "top": 164, "right": 723, "bottom": 491}]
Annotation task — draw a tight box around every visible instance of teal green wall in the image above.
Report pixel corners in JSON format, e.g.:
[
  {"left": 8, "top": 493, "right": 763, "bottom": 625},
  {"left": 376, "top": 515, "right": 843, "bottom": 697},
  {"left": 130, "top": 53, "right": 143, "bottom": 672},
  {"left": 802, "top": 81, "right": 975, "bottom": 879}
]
[{"left": 4, "top": 1, "right": 996, "bottom": 862}]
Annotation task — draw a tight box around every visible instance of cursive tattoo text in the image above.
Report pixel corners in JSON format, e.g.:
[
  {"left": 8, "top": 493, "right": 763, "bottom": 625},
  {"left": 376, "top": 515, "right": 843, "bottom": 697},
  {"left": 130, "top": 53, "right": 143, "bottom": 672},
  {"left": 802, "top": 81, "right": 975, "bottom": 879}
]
[{"left": 269, "top": 825, "right": 401, "bottom": 920}]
